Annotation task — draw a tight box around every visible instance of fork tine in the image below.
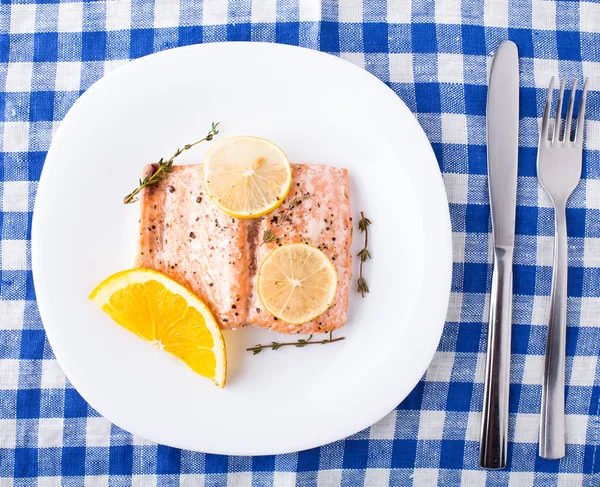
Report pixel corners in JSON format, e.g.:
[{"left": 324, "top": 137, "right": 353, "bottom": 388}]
[
  {"left": 574, "top": 78, "right": 589, "bottom": 147},
  {"left": 552, "top": 78, "right": 566, "bottom": 145},
  {"left": 563, "top": 79, "right": 577, "bottom": 145},
  {"left": 541, "top": 77, "right": 554, "bottom": 143}
]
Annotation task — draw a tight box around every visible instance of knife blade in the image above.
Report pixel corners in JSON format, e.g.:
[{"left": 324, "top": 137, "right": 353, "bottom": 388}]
[{"left": 479, "top": 40, "right": 520, "bottom": 470}]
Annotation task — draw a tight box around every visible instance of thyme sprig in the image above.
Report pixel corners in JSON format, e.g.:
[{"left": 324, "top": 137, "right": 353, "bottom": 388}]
[
  {"left": 261, "top": 228, "right": 277, "bottom": 245},
  {"left": 123, "top": 122, "right": 220, "bottom": 204},
  {"left": 357, "top": 212, "right": 371, "bottom": 297},
  {"left": 279, "top": 192, "right": 311, "bottom": 223},
  {"left": 247, "top": 331, "right": 345, "bottom": 355}
]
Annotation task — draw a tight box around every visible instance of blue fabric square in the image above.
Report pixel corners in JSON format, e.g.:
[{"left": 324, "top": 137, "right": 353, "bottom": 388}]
[
  {"left": 520, "top": 87, "right": 538, "bottom": 118},
  {"left": 464, "top": 84, "right": 486, "bottom": 116},
  {"left": 363, "top": 22, "right": 388, "bottom": 53},
  {"left": 342, "top": 440, "right": 369, "bottom": 469},
  {"left": 276, "top": 22, "right": 299, "bottom": 45},
  {"left": 0, "top": 34, "right": 8, "bottom": 63},
  {"left": 109, "top": 445, "right": 133, "bottom": 475},
  {"left": 568, "top": 266, "right": 584, "bottom": 298},
  {"left": 519, "top": 147, "right": 537, "bottom": 177},
  {"left": 14, "top": 448, "right": 38, "bottom": 478},
  {"left": 297, "top": 448, "right": 320, "bottom": 472},
  {"left": 205, "top": 454, "right": 228, "bottom": 474},
  {"left": 320, "top": 21, "right": 339, "bottom": 52},
  {"left": 33, "top": 33, "right": 58, "bottom": 62},
  {"left": 440, "top": 440, "right": 465, "bottom": 469},
  {"left": 252, "top": 455, "right": 275, "bottom": 472},
  {"left": 468, "top": 145, "right": 487, "bottom": 175},
  {"left": 62, "top": 447, "right": 86, "bottom": 476},
  {"left": 415, "top": 83, "right": 441, "bottom": 113},
  {"left": 397, "top": 380, "right": 424, "bottom": 410},
  {"left": 514, "top": 265, "right": 536, "bottom": 296},
  {"left": 82, "top": 32, "right": 106, "bottom": 62},
  {"left": 16, "top": 389, "right": 40, "bottom": 419},
  {"left": 156, "top": 445, "right": 181, "bottom": 474},
  {"left": 566, "top": 208, "right": 586, "bottom": 237},
  {"left": 130, "top": 29, "right": 154, "bottom": 59},
  {"left": 29, "top": 91, "right": 55, "bottom": 122},
  {"left": 463, "top": 263, "right": 489, "bottom": 294},
  {"left": 512, "top": 325, "right": 531, "bottom": 354},
  {"left": 178, "top": 26, "right": 203, "bottom": 46},
  {"left": 19, "top": 330, "right": 45, "bottom": 359},
  {"left": 508, "top": 28, "right": 534, "bottom": 58},
  {"left": 557, "top": 31, "right": 581, "bottom": 61},
  {"left": 411, "top": 23, "right": 437, "bottom": 53},
  {"left": 462, "top": 25, "right": 486, "bottom": 55},
  {"left": 390, "top": 440, "right": 417, "bottom": 468},
  {"left": 64, "top": 389, "right": 88, "bottom": 418},
  {"left": 227, "top": 23, "right": 251, "bottom": 41},
  {"left": 456, "top": 323, "right": 482, "bottom": 353},
  {"left": 446, "top": 383, "right": 473, "bottom": 412},
  {"left": 516, "top": 205, "right": 538, "bottom": 236},
  {"left": 27, "top": 152, "right": 46, "bottom": 181},
  {"left": 465, "top": 204, "right": 490, "bottom": 233}
]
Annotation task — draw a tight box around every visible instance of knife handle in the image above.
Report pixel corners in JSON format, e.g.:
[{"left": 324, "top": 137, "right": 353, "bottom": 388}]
[{"left": 480, "top": 246, "right": 514, "bottom": 469}]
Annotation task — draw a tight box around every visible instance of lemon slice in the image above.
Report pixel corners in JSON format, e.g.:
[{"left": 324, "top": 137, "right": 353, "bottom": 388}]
[
  {"left": 89, "top": 268, "right": 226, "bottom": 388},
  {"left": 257, "top": 243, "right": 338, "bottom": 324},
  {"left": 203, "top": 136, "right": 292, "bottom": 218}
]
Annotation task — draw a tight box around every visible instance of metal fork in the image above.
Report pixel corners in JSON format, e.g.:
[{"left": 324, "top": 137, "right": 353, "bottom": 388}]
[{"left": 537, "top": 77, "right": 588, "bottom": 459}]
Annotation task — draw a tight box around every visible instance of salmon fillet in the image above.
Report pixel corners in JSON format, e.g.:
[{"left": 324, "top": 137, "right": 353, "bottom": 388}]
[{"left": 136, "top": 163, "right": 352, "bottom": 334}]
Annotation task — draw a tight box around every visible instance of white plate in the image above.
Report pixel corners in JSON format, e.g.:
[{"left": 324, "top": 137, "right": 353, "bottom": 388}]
[{"left": 32, "top": 42, "right": 452, "bottom": 455}]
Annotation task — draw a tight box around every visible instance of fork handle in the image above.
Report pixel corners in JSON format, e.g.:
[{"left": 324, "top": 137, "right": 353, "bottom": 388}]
[
  {"left": 540, "top": 203, "right": 568, "bottom": 459},
  {"left": 480, "top": 246, "right": 514, "bottom": 469}
]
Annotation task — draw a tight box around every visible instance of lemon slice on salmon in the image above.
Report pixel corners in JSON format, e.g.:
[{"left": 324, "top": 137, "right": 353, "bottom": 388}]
[
  {"left": 257, "top": 243, "right": 338, "bottom": 324},
  {"left": 203, "top": 136, "right": 292, "bottom": 218},
  {"left": 89, "top": 268, "right": 226, "bottom": 387}
]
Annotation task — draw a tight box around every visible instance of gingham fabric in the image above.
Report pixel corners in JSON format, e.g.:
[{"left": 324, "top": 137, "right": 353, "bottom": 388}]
[{"left": 1, "top": 0, "right": 599, "bottom": 485}]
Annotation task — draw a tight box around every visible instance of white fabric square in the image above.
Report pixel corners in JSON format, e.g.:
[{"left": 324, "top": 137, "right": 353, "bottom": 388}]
[
  {"left": 533, "top": 58, "right": 559, "bottom": 89},
  {"left": 558, "top": 474, "right": 585, "bottom": 487},
  {"left": 442, "top": 113, "right": 468, "bottom": 145},
  {"left": 508, "top": 472, "right": 535, "bottom": 487},
  {"left": 484, "top": 0, "right": 508, "bottom": 27},
  {"left": 580, "top": 2, "right": 600, "bottom": 33},
  {"left": 565, "top": 414, "right": 589, "bottom": 445},
  {"left": 104, "top": 59, "right": 129, "bottom": 76},
  {"left": 370, "top": 410, "right": 397, "bottom": 440},
  {"left": 364, "top": 470, "right": 390, "bottom": 487},
  {"left": 58, "top": 2, "right": 83, "bottom": 33},
  {"left": 0, "top": 361, "right": 19, "bottom": 390},
  {"left": 522, "top": 354, "right": 544, "bottom": 385},
  {"left": 299, "top": 0, "right": 321, "bottom": 21},
  {"left": 83, "top": 476, "right": 109, "bottom": 487},
  {"left": 438, "top": 53, "right": 464, "bottom": 84},
  {"left": 40, "top": 360, "right": 66, "bottom": 389},
  {"left": 105, "top": 1, "right": 130, "bottom": 31},
  {"left": 37, "top": 478, "right": 61, "bottom": 487},
  {"left": 338, "top": 0, "right": 363, "bottom": 23},
  {"left": 5, "top": 63, "right": 33, "bottom": 92},
  {"left": 586, "top": 179, "right": 600, "bottom": 209},
  {"left": 10, "top": 5, "right": 36, "bottom": 34},
  {"left": 132, "top": 476, "right": 156, "bottom": 487},
  {"left": 435, "top": 0, "right": 461, "bottom": 24},
  {"left": 3, "top": 123, "right": 29, "bottom": 153},
  {"left": 86, "top": 417, "right": 112, "bottom": 447},
  {"left": 584, "top": 121, "right": 600, "bottom": 151},
  {"left": 273, "top": 472, "right": 297, "bottom": 487},
  {"left": 417, "top": 411, "right": 446, "bottom": 440},
  {"left": 38, "top": 418, "right": 64, "bottom": 448},
  {"left": 465, "top": 412, "right": 482, "bottom": 441},
  {"left": 317, "top": 469, "right": 342, "bottom": 487},
  {"left": 580, "top": 297, "right": 600, "bottom": 327},
  {"left": 0, "top": 300, "right": 25, "bottom": 330},
  {"left": 513, "top": 413, "right": 539, "bottom": 443},
  {"left": 180, "top": 476, "right": 205, "bottom": 487},
  {"left": 133, "top": 433, "right": 157, "bottom": 446},
  {"left": 444, "top": 173, "right": 469, "bottom": 204},
  {"left": 426, "top": 352, "right": 454, "bottom": 382},
  {"left": 227, "top": 472, "right": 252, "bottom": 487},
  {"left": 1, "top": 240, "right": 27, "bottom": 271},
  {"left": 474, "top": 352, "right": 487, "bottom": 384},
  {"left": 413, "top": 469, "right": 439, "bottom": 487},
  {"left": 582, "top": 61, "right": 600, "bottom": 87},
  {"left": 446, "top": 291, "right": 463, "bottom": 323},
  {"left": 251, "top": 0, "right": 277, "bottom": 23},
  {"left": 203, "top": 1, "right": 229, "bottom": 25},
  {"left": 340, "top": 52, "right": 365, "bottom": 69},
  {"left": 461, "top": 470, "right": 487, "bottom": 486},
  {"left": 532, "top": 0, "right": 556, "bottom": 31},
  {"left": 2, "top": 181, "right": 29, "bottom": 212},
  {"left": 389, "top": 53, "right": 413, "bottom": 83},
  {"left": 570, "top": 356, "right": 597, "bottom": 386},
  {"left": 531, "top": 296, "right": 550, "bottom": 327},
  {"left": 536, "top": 235, "right": 555, "bottom": 267},
  {"left": 0, "top": 420, "right": 16, "bottom": 448},
  {"left": 154, "top": 0, "right": 181, "bottom": 28},
  {"left": 55, "top": 62, "right": 81, "bottom": 92}
]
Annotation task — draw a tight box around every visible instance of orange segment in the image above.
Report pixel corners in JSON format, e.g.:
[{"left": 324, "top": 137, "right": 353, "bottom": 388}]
[{"left": 89, "top": 268, "right": 226, "bottom": 387}]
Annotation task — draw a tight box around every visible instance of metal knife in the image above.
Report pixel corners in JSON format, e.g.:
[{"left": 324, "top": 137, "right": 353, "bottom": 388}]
[{"left": 479, "top": 40, "right": 520, "bottom": 470}]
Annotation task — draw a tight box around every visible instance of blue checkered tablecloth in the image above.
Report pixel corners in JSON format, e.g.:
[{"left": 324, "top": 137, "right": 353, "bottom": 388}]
[{"left": 1, "top": 0, "right": 599, "bottom": 485}]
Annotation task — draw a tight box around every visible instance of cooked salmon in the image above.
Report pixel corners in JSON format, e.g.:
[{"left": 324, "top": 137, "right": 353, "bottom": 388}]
[{"left": 136, "top": 163, "right": 352, "bottom": 334}]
